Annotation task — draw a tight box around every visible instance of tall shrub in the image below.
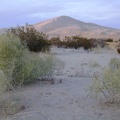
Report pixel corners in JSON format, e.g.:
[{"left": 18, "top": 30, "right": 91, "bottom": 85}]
[
  {"left": 7, "top": 24, "right": 51, "bottom": 52},
  {"left": 0, "top": 35, "right": 54, "bottom": 87}
]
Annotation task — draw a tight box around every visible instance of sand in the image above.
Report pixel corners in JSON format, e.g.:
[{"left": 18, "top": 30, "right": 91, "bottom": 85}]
[{"left": 1, "top": 47, "right": 120, "bottom": 120}]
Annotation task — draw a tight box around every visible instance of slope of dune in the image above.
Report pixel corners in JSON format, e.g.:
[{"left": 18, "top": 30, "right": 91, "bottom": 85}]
[{"left": 34, "top": 16, "right": 120, "bottom": 40}]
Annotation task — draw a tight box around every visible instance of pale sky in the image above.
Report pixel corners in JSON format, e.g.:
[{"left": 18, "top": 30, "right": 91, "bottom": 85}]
[{"left": 1, "top": 0, "right": 120, "bottom": 29}]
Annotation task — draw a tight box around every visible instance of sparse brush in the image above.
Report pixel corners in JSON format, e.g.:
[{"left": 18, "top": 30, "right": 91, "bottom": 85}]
[
  {"left": 89, "top": 57, "right": 120, "bottom": 103},
  {"left": 91, "top": 45, "right": 103, "bottom": 54},
  {"left": 53, "top": 58, "right": 65, "bottom": 76},
  {"left": 36, "top": 53, "right": 55, "bottom": 79},
  {"left": 50, "top": 35, "right": 93, "bottom": 50},
  {"left": 108, "top": 57, "right": 120, "bottom": 70},
  {"left": 91, "top": 45, "right": 111, "bottom": 54},
  {"left": 74, "top": 61, "right": 102, "bottom": 78}
]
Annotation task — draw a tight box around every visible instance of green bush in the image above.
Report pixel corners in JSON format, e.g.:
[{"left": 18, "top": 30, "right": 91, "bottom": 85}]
[
  {"left": 109, "top": 58, "right": 120, "bottom": 70},
  {"left": 0, "top": 35, "right": 26, "bottom": 85},
  {"left": 0, "top": 70, "right": 8, "bottom": 95},
  {"left": 0, "top": 35, "right": 54, "bottom": 88},
  {"left": 89, "top": 58, "right": 120, "bottom": 103}
]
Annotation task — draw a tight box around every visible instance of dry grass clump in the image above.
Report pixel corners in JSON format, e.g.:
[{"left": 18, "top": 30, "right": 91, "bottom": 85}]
[
  {"left": 89, "top": 57, "right": 120, "bottom": 103},
  {"left": 91, "top": 45, "right": 112, "bottom": 54},
  {"left": 88, "top": 61, "right": 101, "bottom": 68},
  {"left": 74, "top": 63, "right": 90, "bottom": 78},
  {"left": 74, "top": 61, "right": 101, "bottom": 78}
]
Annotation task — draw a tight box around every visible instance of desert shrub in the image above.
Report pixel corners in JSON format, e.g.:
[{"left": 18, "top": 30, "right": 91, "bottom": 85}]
[
  {"left": 108, "top": 58, "right": 120, "bottom": 70},
  {"left": 0, "top": 35, "right": 26, "bottom": 86},
  {"left": 91, "top": 45, "right": 103, "bottom": 54},
  {"left": 117, "top": 48, "right": 120, "bottom": 54},
  {"left": 69, "top": 36, "right": 93, "bottom": 50},
  {"left": 74, "top": 61, "right": 101, "bottom": 78},
  {"left": 0, "top": 35, "right": 61, "bottom": 116},
  {"left": 89, "top": 57, "right": 120, "bottom": 103},
  {"left": 36, "top": 53, "right": 55, "bottom": 79},
  {"left": 88, "top": 61, "right": 101, "bottom": 68},
  {"left": 0, "top": 35, "right": 54, "bottom": 87},
  {"left": 0, "top": 71, "right": 8, "bottom": 99},
  {"left": 90, "top": 38, "right": 108, "bottom": 48},
  {"left": 91, "top": 45, "right": 111, "bottom": 54},
  {"left": 105, "top": 38, "right": 113, "bottom": 42},
  {"left": 52, "top": 36, "right": 93, "bottom": 50},
  {"left": 49, "top": 36, "right": 61, "bottom": 46},
  {"left": 7, "top": 24, "right": 51, "bottom": 52}
]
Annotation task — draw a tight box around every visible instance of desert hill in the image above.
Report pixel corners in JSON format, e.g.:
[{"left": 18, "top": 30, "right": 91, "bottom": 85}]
[
  {"left": 34, "top": 16, "right": 120, "bottom": 40},
  {"left": 0, "top": 16, "right": 120, "bottom": 40}
]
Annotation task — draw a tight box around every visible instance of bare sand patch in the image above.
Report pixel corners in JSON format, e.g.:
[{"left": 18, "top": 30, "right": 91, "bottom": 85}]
[{"left": 1, "top": 47, "right": 120, "bottom": 120}]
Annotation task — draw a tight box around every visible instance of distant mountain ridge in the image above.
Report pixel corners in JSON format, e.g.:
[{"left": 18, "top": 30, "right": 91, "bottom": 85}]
[
  {"left": 33, "top": 16, "right": 120, "bottom": 40},
  {"left": 0, "top": 16, "right": 120, "bottom": 40}
]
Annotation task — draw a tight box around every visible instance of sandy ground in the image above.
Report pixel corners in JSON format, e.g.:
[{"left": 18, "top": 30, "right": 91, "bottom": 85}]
[{"left": 1, "top": 47, "right": 120, "bottom": 120}]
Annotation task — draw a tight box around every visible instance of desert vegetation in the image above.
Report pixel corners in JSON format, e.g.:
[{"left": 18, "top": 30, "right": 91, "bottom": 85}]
[
  {"left": 117, "top": 48, "right": 120, "bottom": 54},
  {"left": 104, "top": 38, "right": 113, "bottom": 42},
  {"left": 1, "top": 14, "right": 120, "bottom": 119},
  {"left": 50, "top": 36, "right": 93, "bottom": 50},
  {"left": 49, "top": 36, "right": 109, "bottom": 50},
  {"left": 0, "top": 34, "right": 55, "bottom": 100},
  {"left": 89, "top": 57, "right": 120, "bottom": 103},
  {"left": 7, "top": 24, "right": 51, "bottom": 52},
  {"left": 116, "top": 42, "right": 120, "bottom": 54}
]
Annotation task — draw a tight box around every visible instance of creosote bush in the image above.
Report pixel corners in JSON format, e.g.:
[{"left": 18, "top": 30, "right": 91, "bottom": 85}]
[
  {"left": 52, "top": 36, "right": 93, "bottom": 50},
  {"left": 117, "top": 48, "right": 120, "bottom": 54},
  {"left": 0, "top": 70, "right": 8, "bottom": 98},
  {"left": 0, "top": 35, "right": 54, "bottom": 89},
  {"left": 105, "top": 38, "right": 113, "bottom": 42},
  {"left": 49, "top": 36, "right": 108, "bottom": 50},
  {"left": 7, "top": 24, "right": 51, "bottom": 52},
  {"left": 89, "top": 57, "right": 120, "bottom": 103}
]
